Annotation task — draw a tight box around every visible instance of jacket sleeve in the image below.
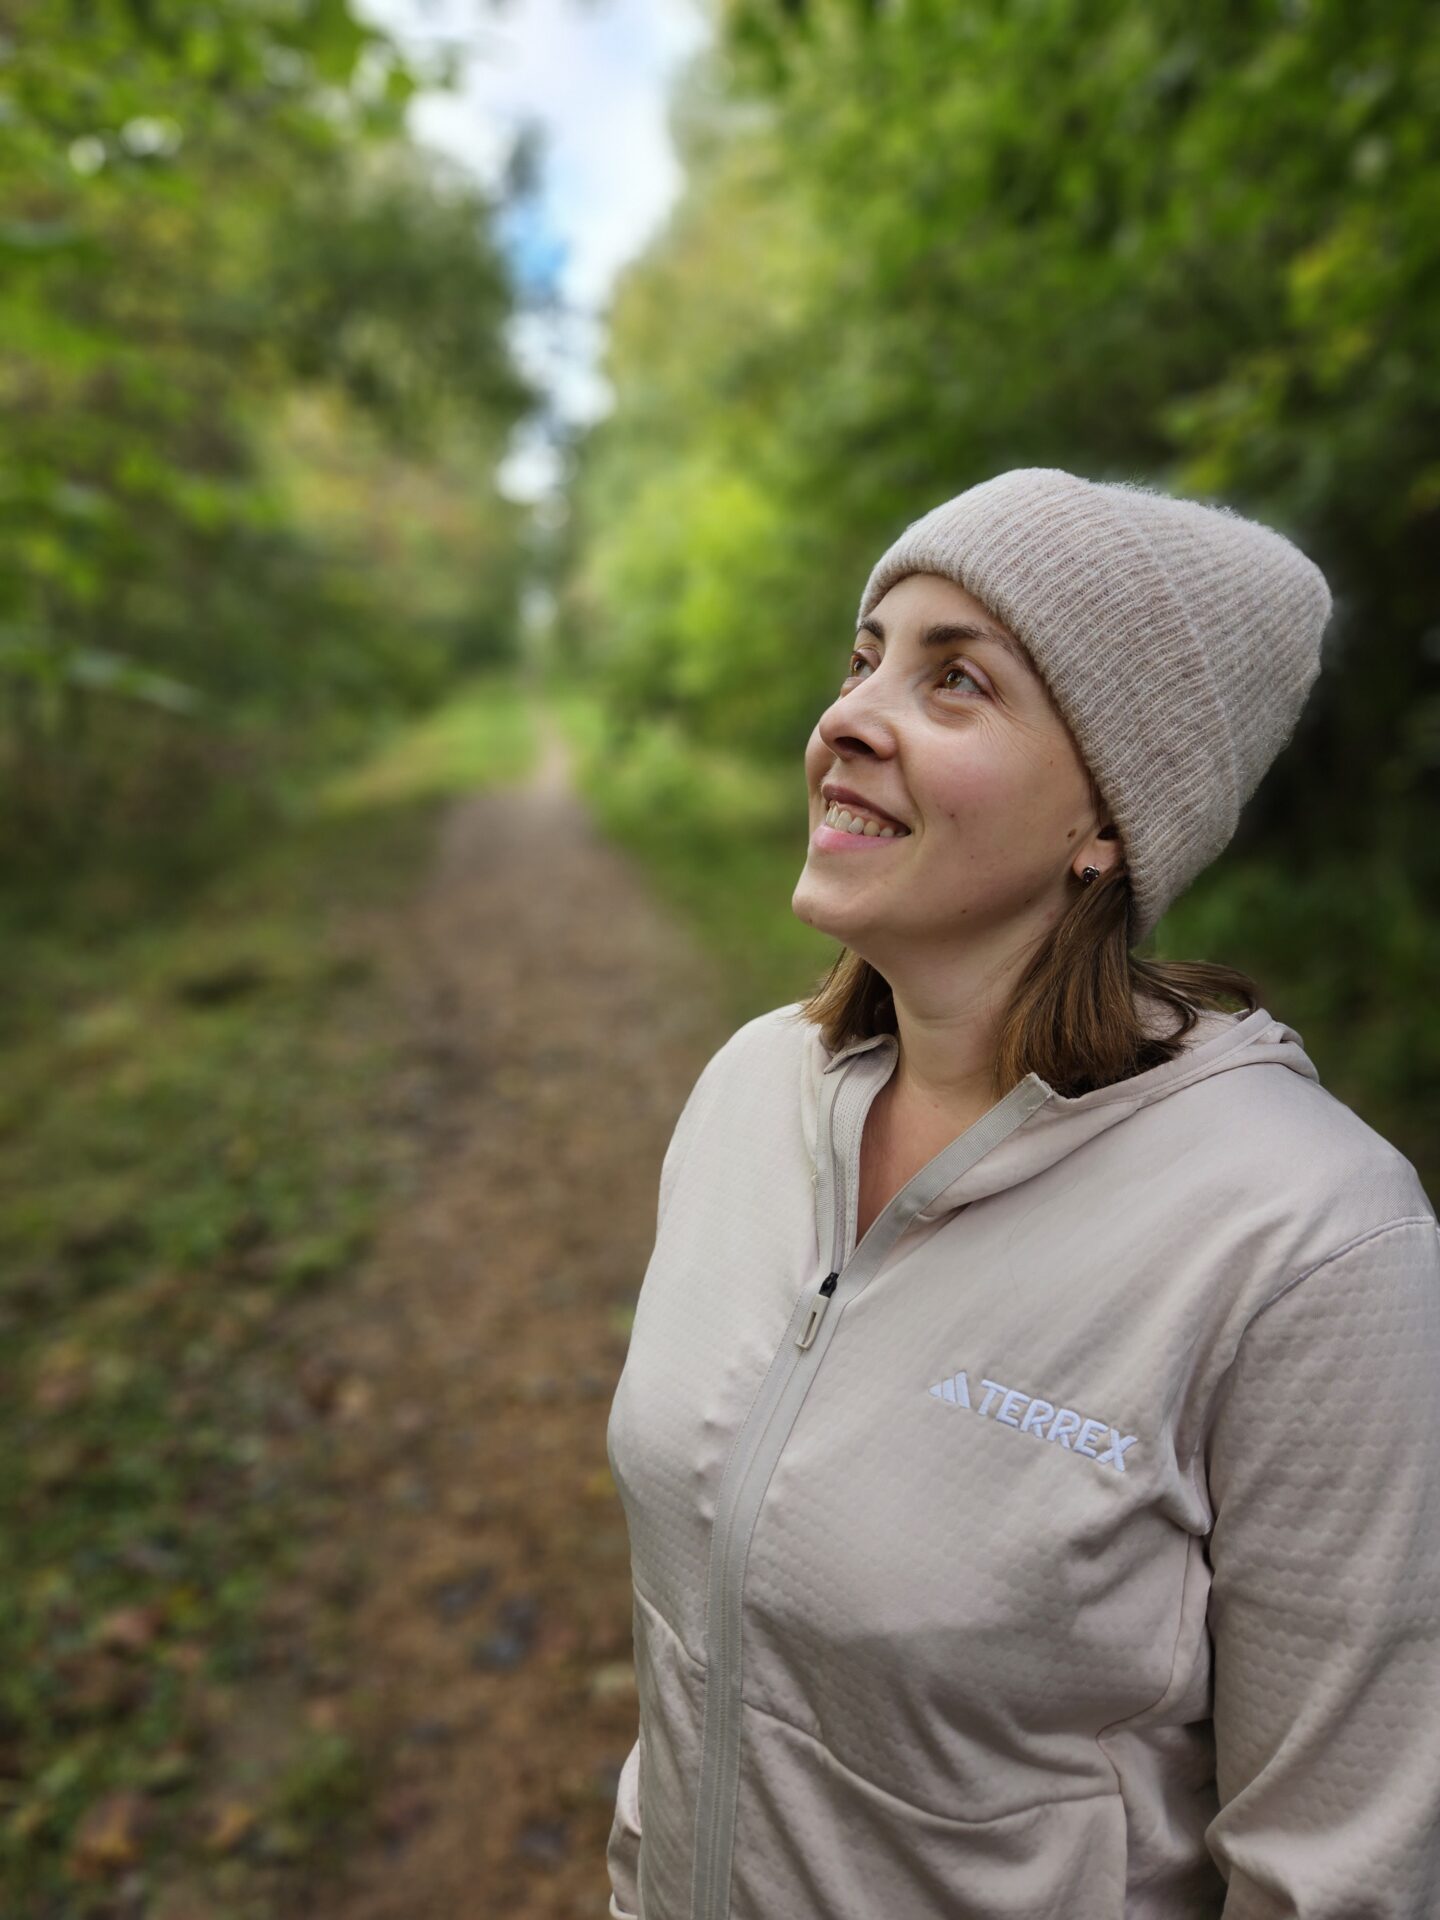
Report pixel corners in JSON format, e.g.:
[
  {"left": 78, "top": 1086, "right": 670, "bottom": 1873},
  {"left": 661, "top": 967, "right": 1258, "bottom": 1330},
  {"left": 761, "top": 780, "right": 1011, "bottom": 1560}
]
[
  {"left": 1202, "top": 1213, "right": 1440, "bottom": 1917},
  {"left": 605, "top": 1733, "right": 643, "bottom": 1920}
]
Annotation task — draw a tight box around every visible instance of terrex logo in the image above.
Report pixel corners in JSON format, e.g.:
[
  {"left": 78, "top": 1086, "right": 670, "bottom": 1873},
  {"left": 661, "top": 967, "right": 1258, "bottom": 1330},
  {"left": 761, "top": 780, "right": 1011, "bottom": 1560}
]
[{"left": 928, "top": 1370, "right": 1138, "bottom": 1473}]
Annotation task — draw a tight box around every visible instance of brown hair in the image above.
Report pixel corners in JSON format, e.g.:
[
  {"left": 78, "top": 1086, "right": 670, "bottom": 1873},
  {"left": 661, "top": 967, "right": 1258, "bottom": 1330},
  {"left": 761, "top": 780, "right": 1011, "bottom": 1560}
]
[{"left": 797, "top": 795, "right": 1260, "bottom": 1101}]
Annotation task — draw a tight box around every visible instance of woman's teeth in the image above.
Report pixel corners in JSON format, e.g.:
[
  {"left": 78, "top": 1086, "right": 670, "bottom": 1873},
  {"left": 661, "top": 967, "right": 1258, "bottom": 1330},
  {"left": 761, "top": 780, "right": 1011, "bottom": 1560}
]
[{"left": 823, "top": 802, "right": 908, "bottom": 838}]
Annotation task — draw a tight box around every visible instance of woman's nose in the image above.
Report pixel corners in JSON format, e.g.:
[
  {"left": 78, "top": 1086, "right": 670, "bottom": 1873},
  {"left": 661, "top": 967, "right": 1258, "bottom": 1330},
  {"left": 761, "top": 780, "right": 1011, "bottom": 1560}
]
[{"left": 816, "top": 676, "right": 897, "bottom": 757}]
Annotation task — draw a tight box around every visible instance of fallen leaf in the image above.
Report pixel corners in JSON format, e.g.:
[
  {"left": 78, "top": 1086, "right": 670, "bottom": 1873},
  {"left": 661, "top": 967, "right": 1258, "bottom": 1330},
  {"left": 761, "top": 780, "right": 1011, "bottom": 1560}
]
[
  {"left": 140, "top": 1747, "right": 195, "bottom": 1793},
  {"left": 32, "top": 1342, "right": 94, "bottom": 1414},
  {"left": 161, "top": 1642, "right": 207, "bottom": 1674},
  {"left": 94, "top": 1603, "right": 164, "bottom": 1654},
  {"left": 335, "top": 1376, "right": 373, "bottom": 1420},
  {"left": 7, "top": 1800, "right": 48, "bottom": 1844},
  {"left": 588, "top": 1661, "right": 637, "bottom": 1701},
  {"left": 68, "top": 1790, "right": 150, "bottom": 1878},
  {"left": 59, "top": 1651, "right": 151, "bottom": 1721},
  {"left": 203, "top": 1799, "right": 257, "bottom": 1855}
]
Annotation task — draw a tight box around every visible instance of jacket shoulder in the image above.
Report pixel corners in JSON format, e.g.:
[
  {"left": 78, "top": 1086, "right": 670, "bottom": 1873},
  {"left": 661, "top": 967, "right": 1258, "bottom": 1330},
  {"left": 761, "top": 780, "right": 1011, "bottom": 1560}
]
[
  {"left": 1176, "top": 1060, "right": 1437, "bottom": 1270},
  {"left": 698, "top": 999, "right": 814, "bottom": 1080},
  {"left": 666, "top": 1001, "right": 814, "bottom": 1139},
  {"left": 654, "top": 1003, "right": 815, "bottom": 1228}
]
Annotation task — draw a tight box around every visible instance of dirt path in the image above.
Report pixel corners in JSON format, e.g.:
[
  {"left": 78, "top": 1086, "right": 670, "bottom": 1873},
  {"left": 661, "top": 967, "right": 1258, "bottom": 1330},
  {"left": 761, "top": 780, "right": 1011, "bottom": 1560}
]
[{"left": 283, "top": 711, "right": 736, "bottom": 1918}]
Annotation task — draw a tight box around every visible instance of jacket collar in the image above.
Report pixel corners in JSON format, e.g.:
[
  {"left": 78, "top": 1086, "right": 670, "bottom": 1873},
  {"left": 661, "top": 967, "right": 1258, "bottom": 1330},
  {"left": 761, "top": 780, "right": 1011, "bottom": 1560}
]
[
  {"left": 821, "top": 1030, "right": 896, "bottom": 1073},
  {"left": 802, "top": 1003, "right": 1320, "bottom": 1223}
]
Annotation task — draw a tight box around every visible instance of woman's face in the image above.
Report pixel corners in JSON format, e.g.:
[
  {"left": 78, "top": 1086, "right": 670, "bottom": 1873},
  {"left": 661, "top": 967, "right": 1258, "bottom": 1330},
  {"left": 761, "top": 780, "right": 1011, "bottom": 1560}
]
[{"left": 794, "top": 571, "right": 1113, "bottom": 963}]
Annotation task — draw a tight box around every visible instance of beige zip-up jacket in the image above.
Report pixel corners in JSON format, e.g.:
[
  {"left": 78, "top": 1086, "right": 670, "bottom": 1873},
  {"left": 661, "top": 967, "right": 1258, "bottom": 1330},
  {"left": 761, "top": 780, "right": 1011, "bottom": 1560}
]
[{"left": 604, "top": 999, "right": 1440, "bottom": 1919}]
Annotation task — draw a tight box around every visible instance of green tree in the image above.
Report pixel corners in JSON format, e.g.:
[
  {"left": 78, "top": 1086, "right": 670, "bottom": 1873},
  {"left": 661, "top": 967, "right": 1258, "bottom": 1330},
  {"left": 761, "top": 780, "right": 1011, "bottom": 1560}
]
[{"left": 0, "top": 0, "right": 539, "bottom": 866}]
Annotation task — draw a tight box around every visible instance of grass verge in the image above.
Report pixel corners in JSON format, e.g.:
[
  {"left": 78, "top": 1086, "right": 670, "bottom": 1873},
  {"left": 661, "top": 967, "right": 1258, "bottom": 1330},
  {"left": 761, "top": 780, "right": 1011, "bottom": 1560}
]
[{"left": 0, "top": 671, "right": 537, "bottom": 1919}]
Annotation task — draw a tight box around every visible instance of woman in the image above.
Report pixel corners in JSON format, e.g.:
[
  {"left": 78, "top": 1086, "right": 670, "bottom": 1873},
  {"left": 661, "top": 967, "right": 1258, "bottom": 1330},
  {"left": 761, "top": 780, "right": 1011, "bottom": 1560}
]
[{"left": 603, "top": 469, "right": 1440, "bottom": 1919}]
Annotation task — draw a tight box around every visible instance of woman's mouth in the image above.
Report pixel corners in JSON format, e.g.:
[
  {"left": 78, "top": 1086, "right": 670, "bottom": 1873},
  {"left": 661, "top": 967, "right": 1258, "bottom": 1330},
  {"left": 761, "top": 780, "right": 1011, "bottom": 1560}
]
[{"left": 812, "top": 801, "right": 912, "bottom": 851}]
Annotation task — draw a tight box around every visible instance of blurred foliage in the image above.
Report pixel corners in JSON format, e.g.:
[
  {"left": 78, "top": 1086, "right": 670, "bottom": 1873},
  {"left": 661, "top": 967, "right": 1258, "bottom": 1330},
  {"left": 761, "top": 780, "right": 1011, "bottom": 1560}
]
[
  {"left": 549, "top": 682, "right": 835, "bottom": 1027},
  {"left": 0, "top": 0, "right": 539, "bottom": 882},
  {"left": 559, "top": 0, "right": 1439, "bottom": 1179}
]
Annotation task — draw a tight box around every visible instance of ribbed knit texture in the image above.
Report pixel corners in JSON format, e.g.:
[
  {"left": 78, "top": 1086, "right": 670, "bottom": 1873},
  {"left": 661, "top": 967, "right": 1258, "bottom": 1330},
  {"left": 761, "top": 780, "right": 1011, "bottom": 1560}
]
[{"left": 856, "top": 469, "right": 1333, "bottom": 945}]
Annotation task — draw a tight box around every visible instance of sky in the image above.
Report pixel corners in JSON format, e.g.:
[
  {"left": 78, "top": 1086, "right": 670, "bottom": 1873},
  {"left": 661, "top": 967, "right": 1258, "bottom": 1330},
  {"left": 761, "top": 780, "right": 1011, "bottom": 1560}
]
[{"left": 353, "top": 0, "right": 712, "bottom": 504}]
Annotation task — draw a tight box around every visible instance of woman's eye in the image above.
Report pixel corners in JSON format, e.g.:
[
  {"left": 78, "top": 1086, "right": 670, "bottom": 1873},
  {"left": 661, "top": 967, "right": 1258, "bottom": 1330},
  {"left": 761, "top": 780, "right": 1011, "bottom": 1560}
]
[{"left": 940, "top": 662, "right": 986, "bottom": 696}]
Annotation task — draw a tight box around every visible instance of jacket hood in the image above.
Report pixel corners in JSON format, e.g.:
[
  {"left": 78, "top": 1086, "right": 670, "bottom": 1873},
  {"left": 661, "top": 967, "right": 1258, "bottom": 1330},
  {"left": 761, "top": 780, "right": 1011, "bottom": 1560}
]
[{"left": 797, "top": 999, "right": 1320, "bottom": 1225}]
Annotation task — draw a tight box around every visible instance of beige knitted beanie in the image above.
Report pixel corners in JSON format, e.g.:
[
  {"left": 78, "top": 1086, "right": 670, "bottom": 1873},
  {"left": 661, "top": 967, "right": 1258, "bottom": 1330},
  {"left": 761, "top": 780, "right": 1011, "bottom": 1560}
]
[{"left": 856, "top": 468, "right": 1333, "bottom": 946}]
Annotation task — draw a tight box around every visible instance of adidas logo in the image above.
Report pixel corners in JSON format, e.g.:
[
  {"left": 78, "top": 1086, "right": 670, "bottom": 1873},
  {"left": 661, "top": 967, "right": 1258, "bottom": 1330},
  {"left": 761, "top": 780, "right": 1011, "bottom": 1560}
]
[{"left": 928, "top": 1369, "right": 1138, "bottom": 1473}]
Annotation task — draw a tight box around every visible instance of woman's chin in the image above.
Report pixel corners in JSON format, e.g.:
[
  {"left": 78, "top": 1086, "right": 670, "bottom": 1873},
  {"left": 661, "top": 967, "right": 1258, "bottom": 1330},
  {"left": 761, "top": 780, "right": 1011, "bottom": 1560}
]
[{"left": 792, "top": 871, "right": 876, "bottom": 942}]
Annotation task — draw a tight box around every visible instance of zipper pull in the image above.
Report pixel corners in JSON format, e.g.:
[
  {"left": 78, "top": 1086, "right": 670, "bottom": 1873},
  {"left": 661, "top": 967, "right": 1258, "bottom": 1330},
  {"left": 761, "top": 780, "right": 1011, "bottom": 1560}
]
[{"left": 795, "top": 1271, "right": 840, "bottom": 1350}]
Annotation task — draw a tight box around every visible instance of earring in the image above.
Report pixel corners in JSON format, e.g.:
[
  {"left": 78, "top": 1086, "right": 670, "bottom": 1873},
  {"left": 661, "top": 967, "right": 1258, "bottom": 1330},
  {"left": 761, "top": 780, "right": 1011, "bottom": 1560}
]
[{"left": 1080, "top": 866, "right": 1100, "bottom": 885}]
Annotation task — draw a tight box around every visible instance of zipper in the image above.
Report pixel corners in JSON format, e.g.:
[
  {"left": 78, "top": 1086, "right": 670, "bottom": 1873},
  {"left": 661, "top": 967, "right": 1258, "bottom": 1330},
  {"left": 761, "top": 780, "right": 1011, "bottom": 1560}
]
[
  {"left": 795, "top": 1271, "right": 839, "bottom": 1350},
  {"left": 794, "top": 1076, "right": 854, "bottom": 1349},
  {"left": 687, "top": 1053, "right": 1052, "bottom": 1920}
]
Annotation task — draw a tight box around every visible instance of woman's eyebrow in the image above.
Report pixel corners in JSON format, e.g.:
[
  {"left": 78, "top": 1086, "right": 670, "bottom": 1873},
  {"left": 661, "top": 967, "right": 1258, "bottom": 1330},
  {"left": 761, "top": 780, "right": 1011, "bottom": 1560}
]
[{"left": 855, "top": 614, "right": 1032, "bottom": 674}]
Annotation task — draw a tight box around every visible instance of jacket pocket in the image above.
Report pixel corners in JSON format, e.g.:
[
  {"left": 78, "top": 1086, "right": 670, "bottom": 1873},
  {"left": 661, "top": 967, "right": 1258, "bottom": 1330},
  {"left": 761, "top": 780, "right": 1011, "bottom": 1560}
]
[{"left": 730, "top": 1699, "right": 1129, "bottom": 1919}]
